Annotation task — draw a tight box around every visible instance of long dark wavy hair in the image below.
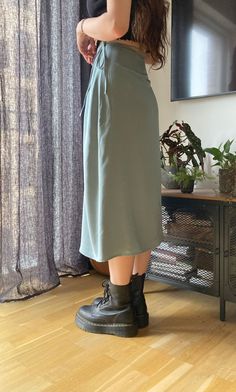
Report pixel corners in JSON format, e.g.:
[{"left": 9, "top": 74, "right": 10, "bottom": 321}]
[{"left": 132, "top": 0, "right": 170, "bottom": 69}]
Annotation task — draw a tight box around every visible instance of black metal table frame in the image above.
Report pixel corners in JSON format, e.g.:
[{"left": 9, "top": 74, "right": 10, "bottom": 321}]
[{"left": 147, "top": 192, "right": 236, "bottom": 321}]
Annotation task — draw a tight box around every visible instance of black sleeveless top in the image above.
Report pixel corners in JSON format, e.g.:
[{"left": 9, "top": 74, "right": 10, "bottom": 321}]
[{"left": 86, "top": 0, "right": 138, "bottom": 41}]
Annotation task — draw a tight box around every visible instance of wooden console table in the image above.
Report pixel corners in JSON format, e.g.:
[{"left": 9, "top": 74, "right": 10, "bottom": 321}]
[{"left": 147, "top": 189, "right": 236, "bottom": 321}]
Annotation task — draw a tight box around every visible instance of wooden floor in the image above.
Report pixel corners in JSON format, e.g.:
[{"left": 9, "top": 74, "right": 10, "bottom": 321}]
[{"left": 1, "top": 273, "right": 236, "bottom": 392}]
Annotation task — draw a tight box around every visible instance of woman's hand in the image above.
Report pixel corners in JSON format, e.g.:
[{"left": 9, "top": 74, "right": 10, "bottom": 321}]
[{"left": 76, "top": 21, "right": 97, "bottom": 64}]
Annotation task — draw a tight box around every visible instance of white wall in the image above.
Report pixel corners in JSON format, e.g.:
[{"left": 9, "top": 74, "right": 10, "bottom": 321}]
[
  {"left": 147, "top": 2, "right": 236, "bottom": 186},
  {"left": 148, "top": 54, "right": 236, "bottom": 149}
]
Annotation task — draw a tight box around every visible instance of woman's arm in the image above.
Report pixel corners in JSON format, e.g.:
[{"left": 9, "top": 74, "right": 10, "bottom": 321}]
[{"left": 76, "top": 0, "right": 132, "bottom": 42}]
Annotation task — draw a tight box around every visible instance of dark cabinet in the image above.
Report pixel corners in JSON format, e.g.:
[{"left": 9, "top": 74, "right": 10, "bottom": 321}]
[
  {"left": 147, "top": 190, "right": 236, "bottom": 321},
  {"left": 222, "top": 205, "right": 236, "bottom": 319}
]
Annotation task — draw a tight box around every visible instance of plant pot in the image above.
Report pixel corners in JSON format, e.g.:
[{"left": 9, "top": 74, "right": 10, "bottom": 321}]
[
  {"left": 90, "top": 259, "right": 109, "bottom": 276},
  {"left": 219, "top": 168, "right": 235, "bottom": 194},
  {"left": 180, "top": 180, "right": 194, "bottom": 193},
  {"left": 161, "top": 166, "right": 180, "bottom": 189}
]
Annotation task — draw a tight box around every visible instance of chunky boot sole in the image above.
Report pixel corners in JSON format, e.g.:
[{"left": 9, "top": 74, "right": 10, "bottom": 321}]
[{"left": 75, "top": 312, "right": 138, "bottom": 338}]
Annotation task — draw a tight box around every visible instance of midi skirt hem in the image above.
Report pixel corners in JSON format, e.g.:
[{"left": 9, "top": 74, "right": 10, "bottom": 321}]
[{"left": 79, "top": 234, "right": 164, "bottom": 263}]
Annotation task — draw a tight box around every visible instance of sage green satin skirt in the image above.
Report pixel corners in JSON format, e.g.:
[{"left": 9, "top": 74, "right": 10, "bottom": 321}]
[{"left": 79, "top": 41, "right": 163, "bottom": 262}]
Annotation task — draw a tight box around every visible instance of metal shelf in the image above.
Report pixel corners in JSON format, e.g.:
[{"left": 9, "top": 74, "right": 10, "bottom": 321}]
[
  {"left": 147, "top": 190, "right": 236, "bottom": 321},
  {"left": 148, "top": 194, "right": 220, "bottom": 309},
  {"left": 163, "top": 234, "right": 213, "bottom": 249}
]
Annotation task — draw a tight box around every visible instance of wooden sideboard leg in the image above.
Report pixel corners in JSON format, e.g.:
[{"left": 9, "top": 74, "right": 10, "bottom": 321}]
[{"left": 220, "top": 298, "right": 226, "bottom": 321}]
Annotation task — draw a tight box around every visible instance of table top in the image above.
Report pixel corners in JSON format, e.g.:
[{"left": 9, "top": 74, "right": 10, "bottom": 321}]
[{"left": 161, "top": 188, "right": 236, "bottom": 203}]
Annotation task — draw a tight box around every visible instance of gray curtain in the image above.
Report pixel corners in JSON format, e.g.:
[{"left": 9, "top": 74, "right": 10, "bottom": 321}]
[{"left": 0, "top": 0, "right": 89, "bottom": 302}]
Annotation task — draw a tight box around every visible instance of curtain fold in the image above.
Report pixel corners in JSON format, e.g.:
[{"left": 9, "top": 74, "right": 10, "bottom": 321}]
[{"left": 0, "top": 0, "right": 89, "bottom": 302}]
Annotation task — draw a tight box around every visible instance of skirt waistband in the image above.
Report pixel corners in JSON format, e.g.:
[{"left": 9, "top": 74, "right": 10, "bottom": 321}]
[
  {"left": 95, "top": 41, "right": 146, "bottom": 73},
  {"left": 80, "top": 41, "right": 147, "bottom": 117}
]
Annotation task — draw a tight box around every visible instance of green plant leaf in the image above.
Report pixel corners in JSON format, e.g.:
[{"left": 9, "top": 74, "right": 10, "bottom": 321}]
[
  {"left": 160, "top": 121, "right": 205, "bottom": 171},
  {"left": 205, "top": 147, "right": 221, "bottom": 159},
  {"left": 223, "top": 139, "right": 234, "bottom": 153},
  {"left": 204, "top": 147, "right": 217, "bottom": 154}
]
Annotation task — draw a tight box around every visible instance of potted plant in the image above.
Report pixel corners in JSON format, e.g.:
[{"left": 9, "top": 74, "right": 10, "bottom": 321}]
[
  {"left": 171, "top": 166, "right": 208, "bottom": 193},
  {"left": 205, "top": 140, "right": 236, "bottom": 194},
  {"left": 160, "top": 121, "right": 206, "bottom": 188}
]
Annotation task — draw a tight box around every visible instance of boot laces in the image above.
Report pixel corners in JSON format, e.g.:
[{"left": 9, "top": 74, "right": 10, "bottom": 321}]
[{"left": 97, "top": 280, "right": 111, "bottom": 306}]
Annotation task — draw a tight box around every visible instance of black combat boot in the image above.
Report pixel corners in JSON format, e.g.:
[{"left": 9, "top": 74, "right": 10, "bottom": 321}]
[
  {"left": 92, "top": 274, "right": 149, "bottom": 328},
  {"left": 75, "top": 281, "right": 138, "bottom": 337},
  {"left": 131, "top": 273, "right": 149, "bottom": 328}
]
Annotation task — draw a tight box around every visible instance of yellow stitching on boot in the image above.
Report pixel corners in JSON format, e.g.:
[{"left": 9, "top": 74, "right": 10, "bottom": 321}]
[{"left": 77, "top": 314, "right": 134, "bottom": 328}]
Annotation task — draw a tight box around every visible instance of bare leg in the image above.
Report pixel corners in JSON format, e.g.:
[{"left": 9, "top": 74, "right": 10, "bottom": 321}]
[
  {"left": 133, "top": 249, "right": 151, "bottom": 275},
  {"left": 108, "top": 255, "right": 135, "bottom": 285}
]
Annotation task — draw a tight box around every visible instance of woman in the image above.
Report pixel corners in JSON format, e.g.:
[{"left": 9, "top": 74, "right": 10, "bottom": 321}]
[{"left": 76, "top": 0, "right": 169, "bottom": 337}]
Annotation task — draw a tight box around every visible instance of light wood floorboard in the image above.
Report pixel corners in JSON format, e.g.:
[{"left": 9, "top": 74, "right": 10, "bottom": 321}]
[{"left": 1, "top": 273, "right": 236, "bottom": 391}]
